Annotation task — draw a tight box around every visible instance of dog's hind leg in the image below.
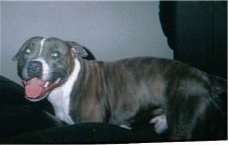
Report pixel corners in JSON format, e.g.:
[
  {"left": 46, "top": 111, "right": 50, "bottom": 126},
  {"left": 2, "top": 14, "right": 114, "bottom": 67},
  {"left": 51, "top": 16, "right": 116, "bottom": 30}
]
[{"left": 166, "top": 91, "right": 222, "bottom": 141}]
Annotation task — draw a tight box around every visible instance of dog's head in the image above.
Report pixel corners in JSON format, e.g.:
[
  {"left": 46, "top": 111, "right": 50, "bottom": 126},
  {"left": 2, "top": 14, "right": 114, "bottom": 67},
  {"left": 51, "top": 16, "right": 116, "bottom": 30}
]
[{"left": 13, "top": 36, "right": 88, "bottom": 101}]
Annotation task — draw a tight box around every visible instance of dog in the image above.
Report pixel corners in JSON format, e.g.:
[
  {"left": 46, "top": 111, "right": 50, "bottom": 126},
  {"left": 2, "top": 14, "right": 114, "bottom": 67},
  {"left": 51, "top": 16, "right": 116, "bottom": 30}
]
[{"left": 13, "top": 36, "right": 227, "bottom": 141}]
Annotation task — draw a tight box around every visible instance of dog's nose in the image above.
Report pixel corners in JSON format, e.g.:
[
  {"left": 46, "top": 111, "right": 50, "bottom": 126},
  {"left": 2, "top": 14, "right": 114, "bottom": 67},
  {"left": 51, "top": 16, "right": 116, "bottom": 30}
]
[{"left": 27, "top": 61, "right": 42, "bottom": 78}]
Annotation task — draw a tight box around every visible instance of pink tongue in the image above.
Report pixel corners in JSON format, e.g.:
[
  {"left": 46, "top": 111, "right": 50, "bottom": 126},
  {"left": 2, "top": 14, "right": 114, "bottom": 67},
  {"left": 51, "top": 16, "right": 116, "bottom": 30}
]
[{"left": 25, "top": 78, "right": 46, "bottom": 98}]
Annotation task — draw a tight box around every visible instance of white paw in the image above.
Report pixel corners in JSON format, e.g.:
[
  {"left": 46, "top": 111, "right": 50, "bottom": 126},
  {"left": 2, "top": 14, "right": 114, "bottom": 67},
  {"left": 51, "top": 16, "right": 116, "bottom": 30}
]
[
  {"left": 119, "top": 124, "right": 132, "bottom": 130},
  {"left": 150, "top": 114, "right": 168, "bottom": 134}
]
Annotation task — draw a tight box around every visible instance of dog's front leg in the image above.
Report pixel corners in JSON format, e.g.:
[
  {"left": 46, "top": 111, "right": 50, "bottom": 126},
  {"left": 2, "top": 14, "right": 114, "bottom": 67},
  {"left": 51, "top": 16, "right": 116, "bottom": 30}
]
[{"left": 70, "top": 98, "right": 108, "bottom": 123}]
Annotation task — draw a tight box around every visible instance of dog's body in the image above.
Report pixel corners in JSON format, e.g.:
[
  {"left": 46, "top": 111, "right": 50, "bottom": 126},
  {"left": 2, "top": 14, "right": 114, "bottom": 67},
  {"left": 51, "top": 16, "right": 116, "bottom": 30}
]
[{"left": 14, "top": 37, "right": 227, "bottom": 141}]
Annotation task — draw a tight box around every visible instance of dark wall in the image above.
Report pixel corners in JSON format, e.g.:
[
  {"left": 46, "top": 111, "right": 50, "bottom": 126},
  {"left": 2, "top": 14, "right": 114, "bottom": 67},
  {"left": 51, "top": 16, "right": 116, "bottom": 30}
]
[{"left": 160, "top": 1, "right": 227, "bottom": 78}]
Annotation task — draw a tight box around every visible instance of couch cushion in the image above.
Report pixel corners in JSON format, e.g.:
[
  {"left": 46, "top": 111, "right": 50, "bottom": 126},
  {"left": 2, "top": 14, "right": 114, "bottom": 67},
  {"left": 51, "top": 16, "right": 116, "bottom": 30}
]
[
  {"left": 0, "top": 76, "right": 29, "bottom": 105},
  {"left": 4, "top": 123, "right": 139, "bottom": 144}
]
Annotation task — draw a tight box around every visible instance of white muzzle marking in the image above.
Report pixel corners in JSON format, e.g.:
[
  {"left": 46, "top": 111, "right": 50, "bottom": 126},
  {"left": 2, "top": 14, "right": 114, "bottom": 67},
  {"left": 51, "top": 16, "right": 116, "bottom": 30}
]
[
  {"left": 38, "top": 38, "right": 46, "bottom": 56},
  {"left": 32, "top": 58, "right": 50, "bottom": 80}
]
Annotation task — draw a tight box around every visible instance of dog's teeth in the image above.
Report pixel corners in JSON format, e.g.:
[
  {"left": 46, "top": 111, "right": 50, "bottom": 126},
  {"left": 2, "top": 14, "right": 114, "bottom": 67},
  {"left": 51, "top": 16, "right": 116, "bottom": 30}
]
[{"left": 44, "top": 82, "right": 50, "bottom": 88}]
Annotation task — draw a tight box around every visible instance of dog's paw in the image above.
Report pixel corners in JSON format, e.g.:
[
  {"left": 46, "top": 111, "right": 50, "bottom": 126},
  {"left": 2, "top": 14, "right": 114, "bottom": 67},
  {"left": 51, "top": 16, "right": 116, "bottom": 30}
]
[
  {"left": 119, "top": 124, "right": 132, "bottom": 130},
  {"left": 150, "top": 114, "right": 168, "bottom": 134}
]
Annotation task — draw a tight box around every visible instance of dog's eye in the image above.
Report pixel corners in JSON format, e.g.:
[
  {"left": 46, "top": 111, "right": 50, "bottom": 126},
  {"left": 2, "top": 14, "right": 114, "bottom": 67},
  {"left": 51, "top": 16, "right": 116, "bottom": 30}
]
[
  {"left": 25, "top": 47, "right": 32, "bottom": 54},
  {"left": 51, "top": 51, "right": 60, "bottom": 58}
]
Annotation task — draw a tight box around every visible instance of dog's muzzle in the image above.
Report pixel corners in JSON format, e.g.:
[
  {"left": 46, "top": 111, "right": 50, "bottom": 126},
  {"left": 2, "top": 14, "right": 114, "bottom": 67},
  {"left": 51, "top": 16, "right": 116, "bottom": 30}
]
[{"left": 23, "top": 60, "right": 61, "bottom": 100}]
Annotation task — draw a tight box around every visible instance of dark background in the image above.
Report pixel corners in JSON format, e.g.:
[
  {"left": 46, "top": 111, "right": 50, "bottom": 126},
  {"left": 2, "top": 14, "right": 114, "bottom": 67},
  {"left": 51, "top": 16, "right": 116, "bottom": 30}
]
[{"left": 160, "top": 1, "right": 227, "bottom": 78}]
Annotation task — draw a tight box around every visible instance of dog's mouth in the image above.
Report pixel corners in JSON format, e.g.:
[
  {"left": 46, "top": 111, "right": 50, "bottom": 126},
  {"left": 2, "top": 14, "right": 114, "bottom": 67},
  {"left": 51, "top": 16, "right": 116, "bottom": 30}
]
[{"left": 23, "top": 77, "right": 61, "bottom": 100}]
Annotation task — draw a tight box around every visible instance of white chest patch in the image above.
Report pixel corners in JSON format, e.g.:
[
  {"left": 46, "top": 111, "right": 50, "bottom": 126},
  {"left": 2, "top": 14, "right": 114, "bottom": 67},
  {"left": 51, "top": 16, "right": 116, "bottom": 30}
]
[{"left": 48, "top": 59, "right": 81, "bottom": 124}]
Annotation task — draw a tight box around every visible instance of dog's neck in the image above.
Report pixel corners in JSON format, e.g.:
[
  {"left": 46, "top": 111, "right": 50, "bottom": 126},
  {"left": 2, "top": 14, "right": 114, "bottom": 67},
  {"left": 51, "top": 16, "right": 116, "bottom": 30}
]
[{"left": 47, "top": 59, "right": 81, "bottom": 124}]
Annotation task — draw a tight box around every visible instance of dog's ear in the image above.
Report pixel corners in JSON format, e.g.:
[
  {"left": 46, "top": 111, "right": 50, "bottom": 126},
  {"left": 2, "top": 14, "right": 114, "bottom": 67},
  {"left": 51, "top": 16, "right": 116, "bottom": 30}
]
[
  {"left": 12, "top": 49, "right": 22, "bottom": 61},
  {"left": 12, "top": 53, "right": 18, "bottom": 61},
  {"left": 12, "top": 37, "right": 35, "bottom": 61},
  {"left": 12, "top": 41, "right": 28, "bottom": 61},
  {"left": 66, "top": 41, "right": 88, "bottom": 58}
]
